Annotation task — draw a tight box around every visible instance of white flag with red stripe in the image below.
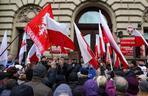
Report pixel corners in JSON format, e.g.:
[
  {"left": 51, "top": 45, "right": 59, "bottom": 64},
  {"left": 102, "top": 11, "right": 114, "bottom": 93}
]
[
  {"left": 0, "top": 31, "right": 8, "bottom": 67},
  {"left": 99, "top": 10, "right": 128, "bottom": 69},
  {"left": 41, "top": 13, "right": 75, "bottom": 51},
  {"left": 132, "top": 29, "right": 148, "bottom": 47},
  {"left": 27, "top": 44, "right": 41, "bottom": 63},
  {"left": 19, "top": 33, "right": 27, "bottom": 64},
  {"left": 74, "top": 22, "right": 99, "bottom": 69},
  {"left": 98, "top": 23, "right": 106, "bottom": 57}
]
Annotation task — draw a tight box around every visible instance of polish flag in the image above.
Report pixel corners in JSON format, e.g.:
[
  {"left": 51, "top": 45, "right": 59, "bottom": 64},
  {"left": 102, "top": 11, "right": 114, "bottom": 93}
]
[
  {"left": 43, "top": 13, "right": 75, "bottom": 50},
  {"left": 132, "top": 29, "right": 148, "bottom": 47},
  {"left": 74, "top": 22, "right": 99, "bottom": 69},
  {"left": 98, "top": 23, "right": 106, "bottom": 57},
  {"left": 99, "top": 10, "right": 128, "bottom": 69},
  {"left": 26, "top": 44, "right": 41, "bottom": 63},
  {"left": 19, "top": 33, "right": 27, "bottom": 64}
]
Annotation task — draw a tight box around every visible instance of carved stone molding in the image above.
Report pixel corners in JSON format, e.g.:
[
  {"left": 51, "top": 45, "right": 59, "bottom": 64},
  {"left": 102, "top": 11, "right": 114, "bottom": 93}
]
[
  {"left": 143, "top": 8, "right": 148, "bottom": 23},
  {"left": 16, "top": 5, "right": 41, "bottom": 23}
]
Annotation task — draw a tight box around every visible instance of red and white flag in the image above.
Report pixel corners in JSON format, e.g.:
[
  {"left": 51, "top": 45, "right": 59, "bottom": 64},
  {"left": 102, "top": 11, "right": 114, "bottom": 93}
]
[
  {"left": 25, "top": 4, "right": 74, "bottom": 54},
  {"left": 99, "top": 10, "right": 128, "bottom": 69},
  {"left": 26, "top": 44, "right": 41, "bottom": 63},
  {"left": 98, "top": 23, "right": 106, "bottom": 57},
  {"left": 74, "top": 22, "right": 99, "bottom": 69},
  {"left": 132, "top": 29, "right": 148, "bottom": 47},
  {"left": 19, "top": 33, "right": 27, "bottom": 64},
  {"left": 106, "top": 43, "right": 112, "bottom": 65},
  {"left": 25, "top": 4, "right": 54, "bottom": 54},
  {"left": 43, "top": 13, "right": 75, "bottom": 50},
  {"left": 114, "top": 53, "right": 120, "bottom": 69},
  {"left": 0, "top": 31, "right": 8, "bottom": 67},
  {"left": 95, "top": 35, "right": 100, "bottom": 59}
]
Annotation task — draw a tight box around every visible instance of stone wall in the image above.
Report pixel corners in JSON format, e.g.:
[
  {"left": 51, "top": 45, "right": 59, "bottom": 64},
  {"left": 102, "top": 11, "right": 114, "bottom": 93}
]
[{"left": 0, "top": 0, "right": 147, "bottom": 57}]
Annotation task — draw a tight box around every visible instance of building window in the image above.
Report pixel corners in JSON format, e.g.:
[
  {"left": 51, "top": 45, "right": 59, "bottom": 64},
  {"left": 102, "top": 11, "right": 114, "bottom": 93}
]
[
  {"left": 74, "top": 7, "right": 112, "bottom": 60},
  {"left": 78, "top": 11, "right": 107, "bottom": 24},
  {"left": 144, "top": 28, "right": 148, "bottom": 56}
]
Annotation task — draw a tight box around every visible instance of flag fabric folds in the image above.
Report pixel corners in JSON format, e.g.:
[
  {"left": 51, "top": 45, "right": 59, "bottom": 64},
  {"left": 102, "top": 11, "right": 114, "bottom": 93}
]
[
  {"left": 25, "top": 4, "right": 74, "bottom": 54},
  {"left": 0, "top": 31, "right": 8, "bottom": 67},
  {"left": 25, "top": 4, "right": 53, "bottom": 54},
  {"left": 98, "top": 23, "right": 106, "bottom": 57},
  {"left": 27, "top": 44, "right": 41, "bottom": 63},
  {"left": 132, "top": 29, "right": 148, "bottom": 47},
  {"left": 95, "top": 35, "right": 100, "bottom": 59},
  {"left": 74, "top": 22, "right": 99, "bottom": 69},
  {"left": 19, "top": 32, "right": 27, "bottom": 64},
  {"left": 114, "top": 53, "right": 120, "bottom": 69},
  {"left": 99, "top": 10, "right": 128, "bottom": 69},
  {"left": 43, "top": 13, "right": 75, "bottom": 50}
]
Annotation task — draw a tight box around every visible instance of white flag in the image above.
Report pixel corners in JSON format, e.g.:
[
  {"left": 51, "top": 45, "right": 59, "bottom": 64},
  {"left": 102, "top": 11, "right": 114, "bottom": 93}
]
[
  {"left": 0, "top": 31, "right": 8, "bottom": 67},
  {"left": 19, "top": 33, "right": 27, "bottom": 64}
]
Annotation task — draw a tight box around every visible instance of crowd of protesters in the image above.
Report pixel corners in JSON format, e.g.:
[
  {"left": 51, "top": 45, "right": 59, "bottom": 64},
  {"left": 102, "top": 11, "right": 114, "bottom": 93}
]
[{"left": 0, "top": 54, "right": 148, "bottom": 96}]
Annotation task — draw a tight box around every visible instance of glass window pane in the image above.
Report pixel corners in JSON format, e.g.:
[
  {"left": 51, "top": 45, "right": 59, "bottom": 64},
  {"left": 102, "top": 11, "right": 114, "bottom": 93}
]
[
  {"left": 84, "top": 34, "right": 91, "bottom": 46},
  {"left": 78, "top": 11, "right": 107, "bottom": 24},
  {"left": 144, "top": 33, "right": 148, "bottom": 40}
]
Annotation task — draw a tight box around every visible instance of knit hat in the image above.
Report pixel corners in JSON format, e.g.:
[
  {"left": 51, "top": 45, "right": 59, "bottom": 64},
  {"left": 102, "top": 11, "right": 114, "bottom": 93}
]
[
  {"left": 33, "top": 64, "right": 46, "bottom": 78},
  {"left": 10, "top": 85, "right": 34, "bottom": 96},
  {"left": 83, "top": 79, "right": 99, "bottom": 96},
  {"left": 53, "top": 83, "right": 72, "bottom": 96},
  {"left": 126, "top": 76, "right": 139, "bottom": 95}
]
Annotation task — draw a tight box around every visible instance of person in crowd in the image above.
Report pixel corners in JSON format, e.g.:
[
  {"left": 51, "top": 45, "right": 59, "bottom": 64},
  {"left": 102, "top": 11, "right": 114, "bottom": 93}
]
[
  {"left": 67, "top": 58, "right": 81, "bottom": 81},
  {"left": 138, "top": 80, "right": 148, "bottom": 96},
  {"left": 129, "top": 60, "right": 143, "bottom": 75},
  {"left": 126, "top": 76, "right": 139, "bottom": 96},
  {"left": 10, "top": 85, "right": 34, "bottom": 96},
  {"left": 105, "top": 77, "right": 116, "bottom": 96},
  {"left": 0, "top": 79, "right": 17, "bottom": 96},
  {"left": 47, "top": 61, "right": 57, "bottom": 88},
  {"left": 25, "top": 64, "right": 52, "bottom": 96},
  {"left": 138, "top": 60, "right": 147, "bottom": 76},
  {"left": 53, "top": 83, "right": 72, "bottom": 96},
  {"left": 77, "top": 67, "right": 89, "bottom": 85},
  {"left": 25, "top": 63, "right": 34, "bottom": 81},
  {"left": 87, "top": 65, "right": 96, "bottom": 79},
  {"left": 40, "top": 56, "right": 49, "bottom": 70},
  {"left": 114, "top": 76, "right": 128, "bottom": 96},
  {"left": 73, "top": 85, "right": 84, "bottom": 96},
  {"left": 96, "top": 75, "right": 108, "bottom": 96},
  {"left": 83, "top": 79, "right": 99, "bottom": 96},
  {"left": 56, "top": 57, "right": 68, "bottom": 81}
]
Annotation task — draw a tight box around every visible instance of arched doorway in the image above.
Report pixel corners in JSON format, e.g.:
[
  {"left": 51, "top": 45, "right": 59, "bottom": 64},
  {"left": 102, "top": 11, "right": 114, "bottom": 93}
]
[
  {"left": 10, "top": 5, "right": 41, "bottom": 58},
  {"left": 74, "top": 7, "right": 112, "bottom": 59}
]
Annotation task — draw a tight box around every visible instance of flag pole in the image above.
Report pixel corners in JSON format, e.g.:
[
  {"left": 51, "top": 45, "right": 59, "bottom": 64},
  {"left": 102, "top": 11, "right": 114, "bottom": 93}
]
[{"left": 0, "top": 34, "right": 19, "bottom": 57}]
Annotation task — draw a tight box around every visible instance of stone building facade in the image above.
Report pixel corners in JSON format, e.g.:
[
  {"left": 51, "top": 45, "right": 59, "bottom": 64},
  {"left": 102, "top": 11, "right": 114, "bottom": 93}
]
[{"left": 0, "top": 0, "right": 148, "bottom": 60}]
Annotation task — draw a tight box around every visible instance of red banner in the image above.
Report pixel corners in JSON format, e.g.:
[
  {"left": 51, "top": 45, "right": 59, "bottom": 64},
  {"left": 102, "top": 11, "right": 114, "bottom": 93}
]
[
  {"left": 120, "top": 39, "right": 135, "bottom": 46},
  {"left": 121, "top": 47, "right": 133, "bottom": 56}
]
